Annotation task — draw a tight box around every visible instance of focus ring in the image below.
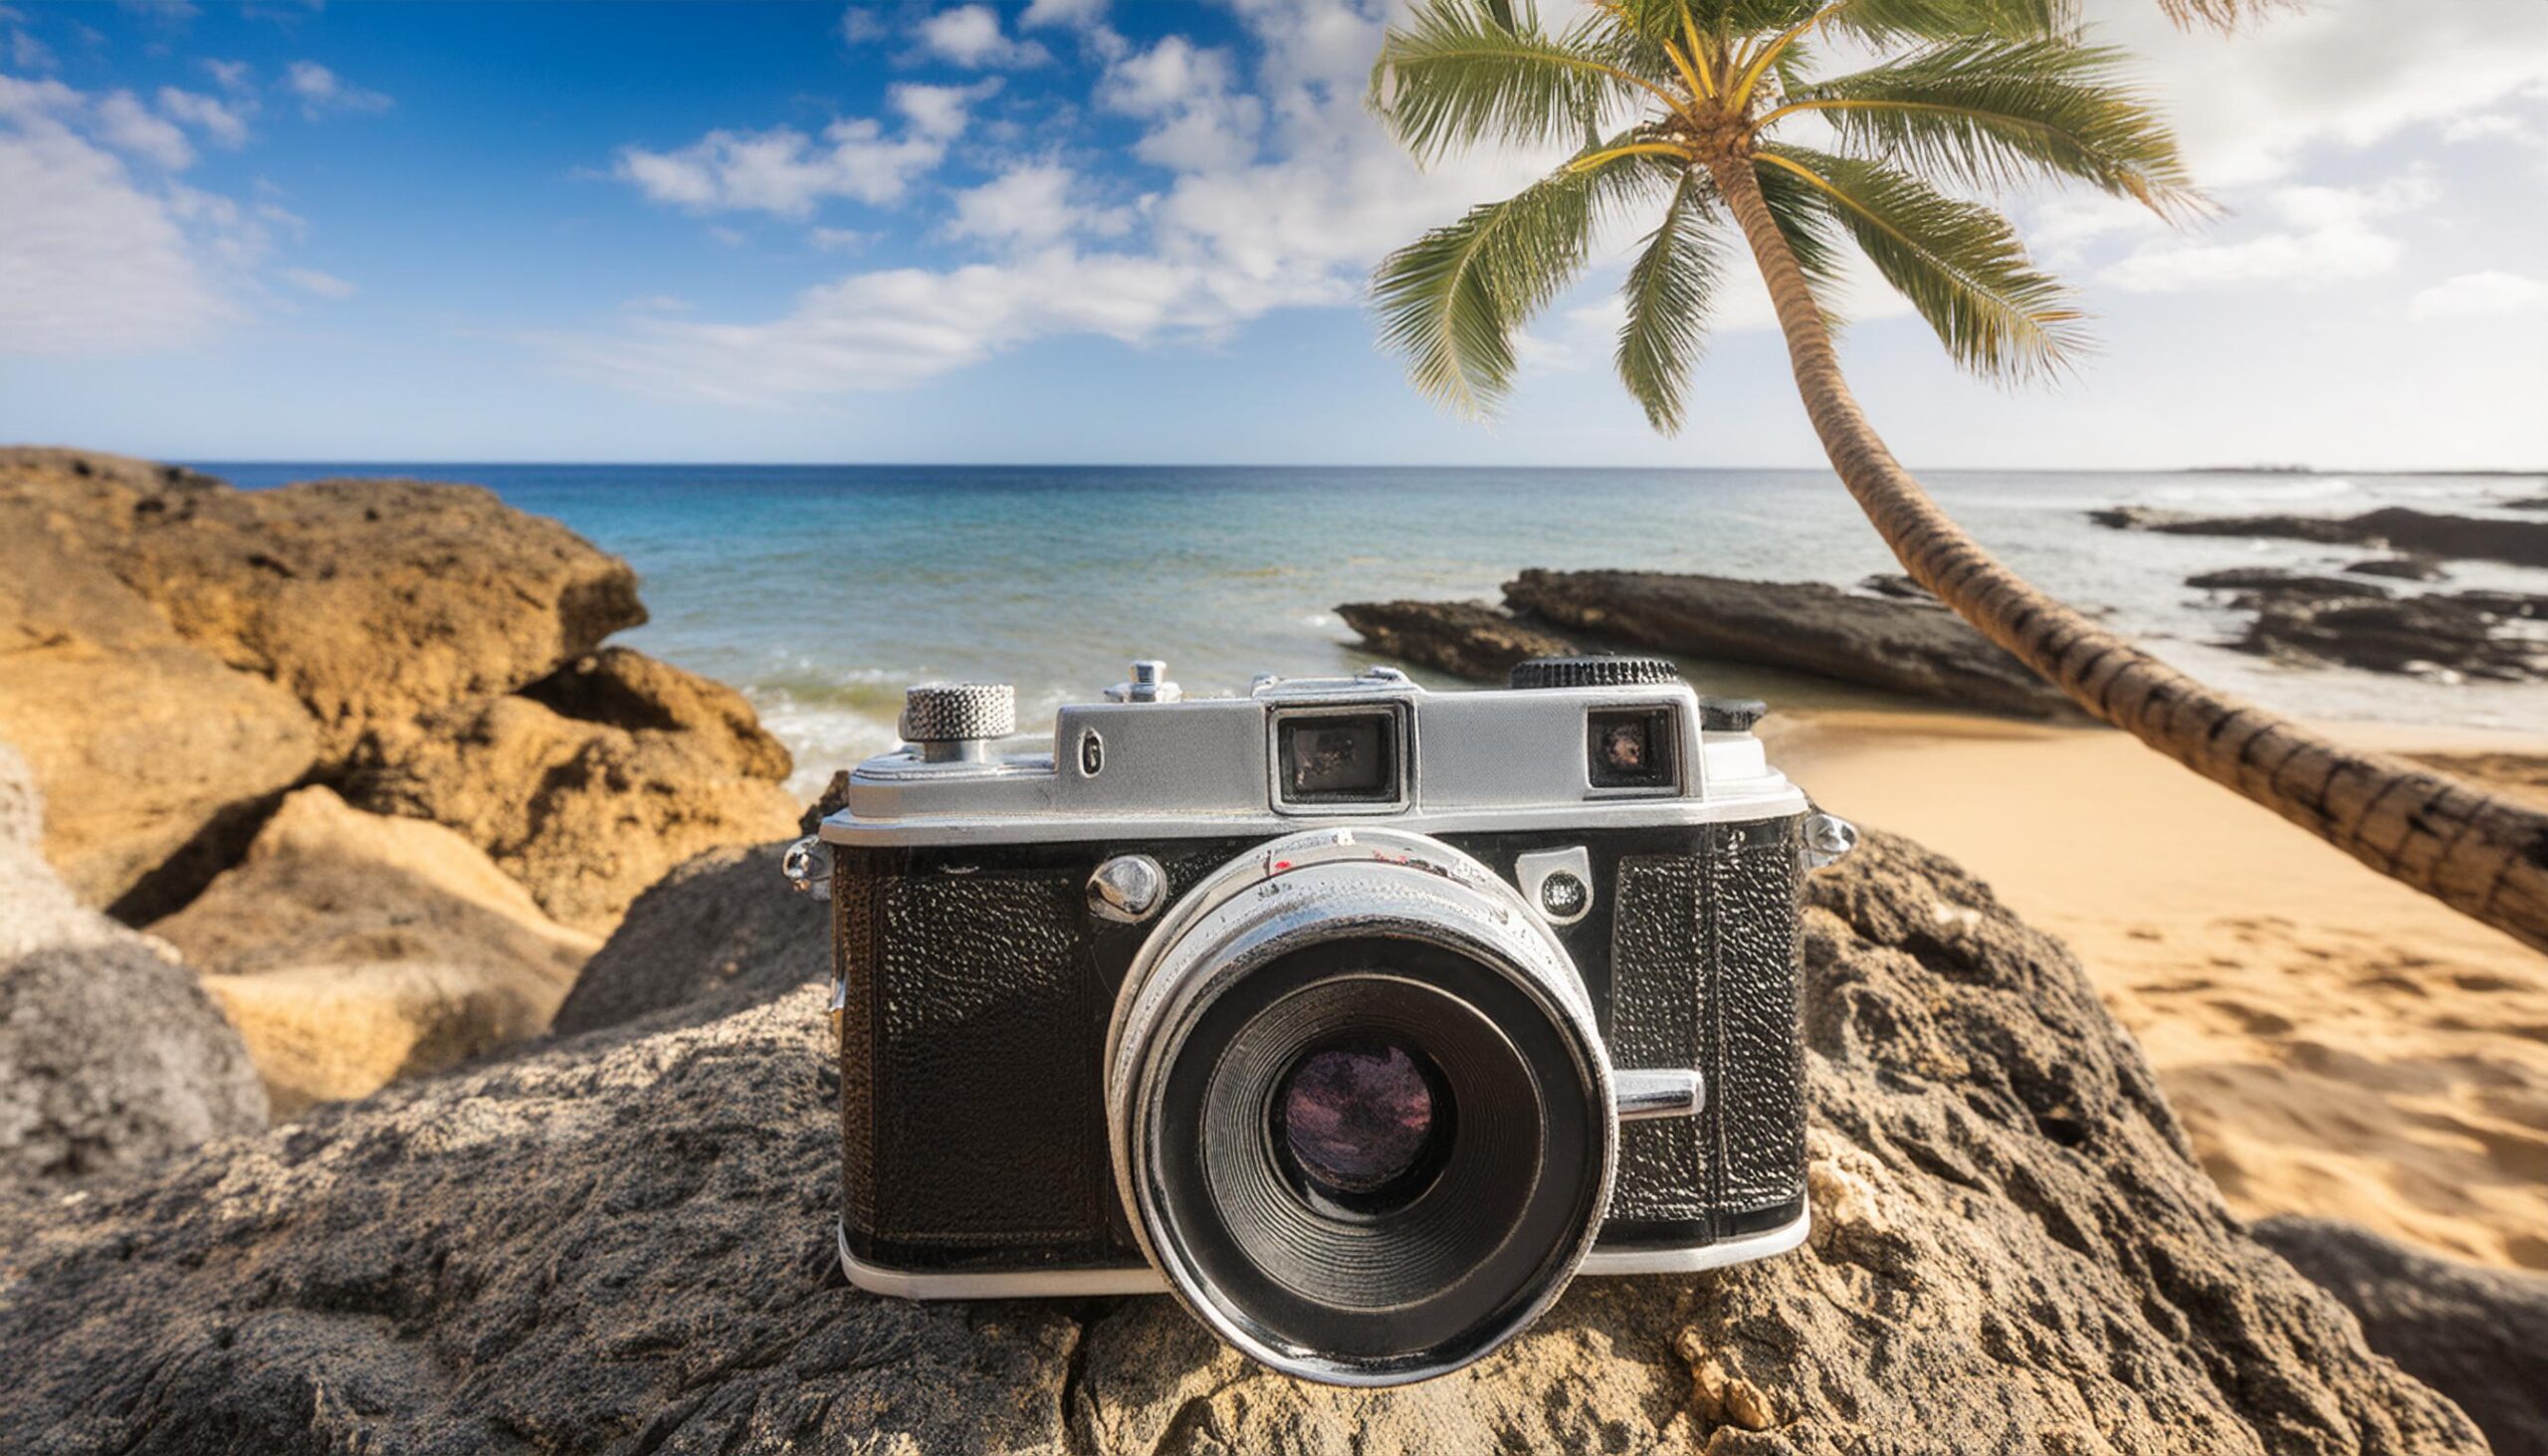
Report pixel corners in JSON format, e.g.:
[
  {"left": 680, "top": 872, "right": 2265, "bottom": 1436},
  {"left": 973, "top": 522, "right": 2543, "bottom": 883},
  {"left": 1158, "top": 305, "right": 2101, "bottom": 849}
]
[
  {"left": 1507, "top": 655, "right": 1680, "bottom": 690},
  {"left": 900, "top": 683, "right": 1016, "bottom": 741}
]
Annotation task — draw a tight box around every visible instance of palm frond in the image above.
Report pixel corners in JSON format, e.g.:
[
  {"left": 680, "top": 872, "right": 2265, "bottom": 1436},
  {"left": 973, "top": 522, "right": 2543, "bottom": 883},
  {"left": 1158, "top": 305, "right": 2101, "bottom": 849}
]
[
  {"left": 1373, "top": 138, "right": 1674, "bottom": 416},
  {"left": 1370, "top": 0, "right": 1674, "bottom": 164},
  {"left": 1815, "top": 0, "right": 2079, "bottom": 44},
  {"left": 1615, "top": 167, "right": 1726, "bottom": 433},
  {"left": 1756, "top": 143, "right": 2086, "bottom": 380},
  {"left": 1776, "top": 38, "right": 2201, "bottom": 216}
]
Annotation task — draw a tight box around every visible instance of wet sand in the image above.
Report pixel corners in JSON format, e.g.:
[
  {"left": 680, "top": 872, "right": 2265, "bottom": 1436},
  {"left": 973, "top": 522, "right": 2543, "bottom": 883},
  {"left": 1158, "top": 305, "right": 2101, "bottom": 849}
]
[{"left": 1770, "top": 710, "right": 2548, "bottom": 1270}]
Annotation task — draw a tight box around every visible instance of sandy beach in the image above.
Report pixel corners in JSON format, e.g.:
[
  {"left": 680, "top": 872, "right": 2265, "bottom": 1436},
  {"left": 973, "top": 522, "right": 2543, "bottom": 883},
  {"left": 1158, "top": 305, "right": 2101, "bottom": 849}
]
[{"left": 1772, "top": 710, "right": 2548, "bottom": 1271}]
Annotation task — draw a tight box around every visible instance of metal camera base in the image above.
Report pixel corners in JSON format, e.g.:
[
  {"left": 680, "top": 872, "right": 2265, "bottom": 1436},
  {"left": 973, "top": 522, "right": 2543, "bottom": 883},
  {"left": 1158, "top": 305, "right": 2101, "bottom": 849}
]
[{"left": 834, "top": 1208, "right": 1813, "bottom": 1302}]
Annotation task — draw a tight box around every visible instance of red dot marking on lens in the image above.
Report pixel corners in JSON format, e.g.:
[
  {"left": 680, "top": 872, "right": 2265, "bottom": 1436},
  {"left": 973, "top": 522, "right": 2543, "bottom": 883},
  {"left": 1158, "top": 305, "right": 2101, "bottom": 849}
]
[{"left": 1273, "top": 860, "right": 1292, "bottom": 871}]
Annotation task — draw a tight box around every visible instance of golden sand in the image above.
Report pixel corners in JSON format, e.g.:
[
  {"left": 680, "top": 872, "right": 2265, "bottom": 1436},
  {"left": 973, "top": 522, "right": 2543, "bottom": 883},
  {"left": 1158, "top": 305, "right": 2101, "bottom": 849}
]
[{"left": 1770, "top": 710, "right": 2548, "bottom": 1270}]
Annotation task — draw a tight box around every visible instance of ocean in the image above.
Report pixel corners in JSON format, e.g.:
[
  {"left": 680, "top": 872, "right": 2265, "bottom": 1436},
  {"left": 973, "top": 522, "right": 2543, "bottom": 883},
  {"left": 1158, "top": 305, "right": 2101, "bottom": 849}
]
[{"left": 201, "top": 463, "right": 2548, "bottom": 797}]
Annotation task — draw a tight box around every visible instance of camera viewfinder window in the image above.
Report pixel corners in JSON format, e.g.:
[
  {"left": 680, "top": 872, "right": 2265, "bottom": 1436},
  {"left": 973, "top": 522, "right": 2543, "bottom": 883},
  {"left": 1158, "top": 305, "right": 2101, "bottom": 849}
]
[
  {"left": 1278, "top": 713, "right": 1398, "bottom": 804},
  {"left": 1587, "top": 708, "right": 1677, "bottom": 792}
]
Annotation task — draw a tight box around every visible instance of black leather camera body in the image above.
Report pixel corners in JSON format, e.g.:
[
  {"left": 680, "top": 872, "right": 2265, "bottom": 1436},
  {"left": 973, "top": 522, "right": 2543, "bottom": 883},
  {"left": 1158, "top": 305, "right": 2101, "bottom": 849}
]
[{"left": 796, "top": 656, "right": 1850, "bottom": 1386}]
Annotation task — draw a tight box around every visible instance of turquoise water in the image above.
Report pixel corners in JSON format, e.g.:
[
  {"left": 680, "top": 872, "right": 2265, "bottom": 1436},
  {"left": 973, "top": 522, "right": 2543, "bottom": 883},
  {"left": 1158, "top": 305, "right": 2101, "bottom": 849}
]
[{"left": 201, "top": 463, "right": 2548, "bottom": 795}]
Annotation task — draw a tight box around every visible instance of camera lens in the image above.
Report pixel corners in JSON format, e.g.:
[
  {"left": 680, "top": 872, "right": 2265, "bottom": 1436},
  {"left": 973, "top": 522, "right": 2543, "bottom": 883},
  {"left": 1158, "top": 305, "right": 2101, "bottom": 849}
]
[
  {"left": 1275, "top": 1042, "right": 1445, "bottom": 1208},
  {"left": 1107, "top": 829, "right": 1618, "bottom": 1387}
]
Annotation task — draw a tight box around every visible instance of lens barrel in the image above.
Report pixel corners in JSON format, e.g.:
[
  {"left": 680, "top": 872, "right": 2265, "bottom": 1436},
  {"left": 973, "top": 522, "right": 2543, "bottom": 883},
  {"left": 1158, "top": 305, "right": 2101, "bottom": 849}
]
[{"left": 1105, "top": 829, "right": 1617, "bottom": 1386}]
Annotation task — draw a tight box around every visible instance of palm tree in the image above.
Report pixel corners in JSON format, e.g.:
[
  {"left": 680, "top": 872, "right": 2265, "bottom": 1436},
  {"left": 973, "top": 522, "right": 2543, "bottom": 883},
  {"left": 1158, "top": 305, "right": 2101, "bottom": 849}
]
[{"left": 1366, "top": 0, "right": 2548, "bottom": 954}]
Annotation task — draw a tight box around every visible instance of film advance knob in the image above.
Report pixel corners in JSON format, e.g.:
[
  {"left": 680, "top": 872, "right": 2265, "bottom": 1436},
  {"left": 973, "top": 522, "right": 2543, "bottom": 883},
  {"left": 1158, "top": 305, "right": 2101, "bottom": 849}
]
[
  {"left": 900, "top": 682, "right": 1016, "bottom": 744},
  {"left": 1506, "top": 655, "right": 1682, "bottom": 690}
]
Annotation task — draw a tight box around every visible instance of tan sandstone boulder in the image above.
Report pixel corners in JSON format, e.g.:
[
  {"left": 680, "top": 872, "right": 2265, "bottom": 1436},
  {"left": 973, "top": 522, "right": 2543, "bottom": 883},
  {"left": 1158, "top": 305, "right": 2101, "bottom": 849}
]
[
  {"left": 151, "top": 786, "right": 600, "bottom": 1115},
  {"left": 348, "top": 649, "right": 799, "bottom": 933},
  {"left": 0, "top": 498, "right": 318, "bottom": 916},
  {"left": 0, "top": 448, "right": 646, "bottom": 762}
]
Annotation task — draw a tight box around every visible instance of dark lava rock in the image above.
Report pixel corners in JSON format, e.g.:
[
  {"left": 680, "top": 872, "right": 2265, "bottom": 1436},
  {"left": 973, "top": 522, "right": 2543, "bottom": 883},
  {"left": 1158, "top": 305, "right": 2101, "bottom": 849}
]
[
  {"left": 2092, "top": 504, "right": 2548, "bottom": 569},
  {"left": 2185, "top": 568, "right": 2390, "bottom": 603},
  {"left": 1503, "top": 568, "right": 2073, "bottom": 718},
  {"left": 2509, "top": 497, "right": 2548, "bottom": 512},
  {"left": 1856, "top": 572, "right": 1943, "bottom": 605},
  {"left": 1335, "top": 599, "right": 1578, "bottom": 683},
  {"left": 2235, "top": 589, "right": 2547, "bottom": 681},
  {"left": 2345, "top": 555, "right": 2449, "bottom": 582},
  {"left": 0, "top": 833, "right": 2480, "bottom": 1453},
  {"left": 2255, "top": 1216, "right": 2548, "bottom": 1456},
  {"left": 548, "top": 836, "right": 830, "bottom": 1038}
]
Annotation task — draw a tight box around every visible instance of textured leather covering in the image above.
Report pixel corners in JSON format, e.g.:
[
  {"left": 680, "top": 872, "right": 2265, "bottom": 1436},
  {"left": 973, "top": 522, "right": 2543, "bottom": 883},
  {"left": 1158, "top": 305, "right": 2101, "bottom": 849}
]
[{"left": 835, "top": 815, "right": 1806, "bottom": 1270}]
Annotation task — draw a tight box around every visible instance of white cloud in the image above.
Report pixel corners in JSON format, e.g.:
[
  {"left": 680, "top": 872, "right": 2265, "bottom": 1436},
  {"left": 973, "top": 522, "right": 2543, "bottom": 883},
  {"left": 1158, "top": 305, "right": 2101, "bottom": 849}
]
[
  {"left": 284, "top": 61, "right": 391, "bottom": 117},
  {"left": 948, "top": 162, "right": 1132, "bottom": 246},
  {"left": 157, "top": 85, "right": 251, "bottom": 147},
  {"left": 808, "top": 226, "right": 868, "bottom": 251},
  {"left": 95, "top": 89, "right": 194, "bottom": 169},
  {"left": 280, "top": 265, "right": 353, "bottom": 299},
  {"left": 1098, "top": 35, "right": 1263, "bottom": 171},
  {"left": 1020, "top": 0, "right": 1107, "bottom": 30},
  {"left": 614, "top": 115, "right": 948, "bottom": 218},
  {"left": 890, "top": 78, "right": 1000, "bottom": 142},
  {"left": 201, "top": 58, "right": 253, "bottom": 94},
  {"left": 2082, "top": 2, "right": 2548, "bottom": 188},
  {"left": 837, "top": 5, "right": 886, "bottom": 45},
  {"left": 2409, "top": 271, "right": 2548, "bottom": 321},
  {"left": 916, "top": 4, "right": 1048, "bottom": 69},
  {"left": 2100, "top": 180, "right": 2432, "bottom": 293},
  {"left": 0, "top": 84, "right": 230, "bottom": 352}
]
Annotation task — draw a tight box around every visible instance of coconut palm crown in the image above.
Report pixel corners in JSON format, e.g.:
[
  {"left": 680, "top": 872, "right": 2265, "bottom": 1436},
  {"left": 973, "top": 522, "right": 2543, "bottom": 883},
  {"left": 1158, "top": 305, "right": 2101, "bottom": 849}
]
[
  {"left": 1367, "top": 0, "right": 2548, "bottom": 954},
  {"left": 1370, "top": 0, "right": 2198, "bottom": 431}
]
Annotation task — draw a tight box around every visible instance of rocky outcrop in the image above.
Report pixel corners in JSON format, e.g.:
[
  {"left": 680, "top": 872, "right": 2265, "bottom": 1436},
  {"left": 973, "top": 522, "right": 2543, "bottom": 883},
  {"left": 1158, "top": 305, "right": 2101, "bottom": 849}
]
[
  {"left": 2234, "top": 589, "right": 2548, "bottom": 682},
  {"left": 1333, "top": 600, "right": 1578, "bottom": 683},
  {"left": 2092, "top": 503, "right": 2548, "bottom": 569},
  {"left": 2345, "top": 555, "right": 2447, "bottom": 582},
  {"left": 0, "top": 450, "right": 794, "bottom": 943},
  {"left": 0, "top": 448, "right": 645, "bottom": 760},
  {"left": 347, "top": 650, "right": 799, "bottom": 933},
  {"left": 0, "top": 832, "right": 2480, "bottom": 1452},
  {"left": 2510, "top": 497, "right": 2548, "bottom": 511},
  {"left": 0, "top": 745, "right": 266, "bottom": 1183},
  {"left": 2185, "top": 567, "right": 2389, "bottom": 602},
  {"left": 151, "top": 787, "right": 600, "bottom": 1115},
  {"left": 0, "top": 502, "right": 319, "bottom": 916},
  {"left": 549, "top": 836, "right": 830, "bottom": 1038},
  {"left": 1503, "top": 568, "right": 2074, "bottom": 717},
  {"left": 2255, "top": 1216, "right": 2548, "bottom": 1456}
]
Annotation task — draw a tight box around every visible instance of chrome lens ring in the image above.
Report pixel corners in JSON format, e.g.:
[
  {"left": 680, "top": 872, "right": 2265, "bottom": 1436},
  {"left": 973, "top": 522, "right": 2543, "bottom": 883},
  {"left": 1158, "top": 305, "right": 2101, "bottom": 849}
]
[{"left": 1105, "top": 828, "right": 1617, "bottom": 1386}]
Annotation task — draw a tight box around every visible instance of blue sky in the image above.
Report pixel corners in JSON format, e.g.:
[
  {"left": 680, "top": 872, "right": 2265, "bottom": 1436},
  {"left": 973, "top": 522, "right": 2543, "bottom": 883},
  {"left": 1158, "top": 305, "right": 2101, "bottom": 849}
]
[{"left": 2, "top": 0, "right": 2544, "bottom": 469}]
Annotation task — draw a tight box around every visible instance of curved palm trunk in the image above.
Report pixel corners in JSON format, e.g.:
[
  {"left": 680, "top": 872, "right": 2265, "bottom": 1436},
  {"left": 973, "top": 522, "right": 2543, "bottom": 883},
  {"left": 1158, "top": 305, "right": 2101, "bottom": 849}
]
[{"left": 1704, "top": 153, "right": 2548, "bottom": 955}]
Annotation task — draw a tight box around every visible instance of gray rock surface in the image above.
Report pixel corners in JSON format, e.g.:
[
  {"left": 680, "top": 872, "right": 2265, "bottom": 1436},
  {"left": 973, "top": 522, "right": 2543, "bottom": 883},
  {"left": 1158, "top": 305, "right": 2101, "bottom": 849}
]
[
  {"left": 2185, "top": 568, "right": 2389, "bottom": 603},
  {"left": 2344, "top": 556, "right": 2447, "bottom": 582},
  {"left": 2092, "top": 504, "right": 2548, "bottom": 568},
  {"left": 0, "top": 832, "right": 2479, "bottom": 1453},
  {"left": 2255, "top": 1215, "right": 2548, "bottom": 1456},
  {"left": 1504, "top": 568, "right": 2074, "bottom": 717},
  {"left": 2233, "top": 589, "right": 2547, "bottom": 681},
  {"left": 1333, "top": 599, "right": 1579, "bottom": 683},
  {"left": 0, "top": 744, "right": 267, "bottom": 1183},
  {"left": 549, "top": 837, "right": 829, "bottom": 1038}
]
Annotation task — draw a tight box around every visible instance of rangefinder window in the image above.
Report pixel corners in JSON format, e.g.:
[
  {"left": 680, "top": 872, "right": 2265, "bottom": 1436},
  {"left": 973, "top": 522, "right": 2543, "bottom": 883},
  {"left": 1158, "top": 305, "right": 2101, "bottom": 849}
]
[
  {"left": 1587, "top": 707, "right": 1678, "bottom": 792},
  {"left": 1275, "top": 709, "right": 1401, "bottom": 806}
]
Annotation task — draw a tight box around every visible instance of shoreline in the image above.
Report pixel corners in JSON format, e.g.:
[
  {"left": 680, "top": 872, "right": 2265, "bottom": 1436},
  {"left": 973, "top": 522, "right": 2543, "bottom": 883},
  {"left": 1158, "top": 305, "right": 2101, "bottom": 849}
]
[{"left": 1769, "top": 706, "right": 2548, "bottom": 1270}]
